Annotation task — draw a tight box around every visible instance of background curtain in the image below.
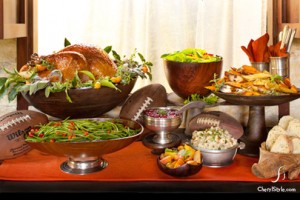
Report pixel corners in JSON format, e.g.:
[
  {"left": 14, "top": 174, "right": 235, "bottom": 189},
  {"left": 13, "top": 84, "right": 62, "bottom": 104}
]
[{"left": 38, "top": 0, "right": 267, "bottom": 93}]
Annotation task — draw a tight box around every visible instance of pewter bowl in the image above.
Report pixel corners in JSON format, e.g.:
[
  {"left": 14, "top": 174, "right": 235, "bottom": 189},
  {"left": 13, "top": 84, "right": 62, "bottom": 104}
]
[
  {"left": 26, "top": 118, "right": 143, "bottom": 175},
  {"left": 143, "top": 107, "right": 182, "bottom": 144},
  {"left": 142, "top": 107, "right": 182, "bottom": 154},
  {"left": 193, "top": 142, "right": 245, "bottom": 168},
  {"left": 142, "top": 102, "right": 207, "bottom": 154}
]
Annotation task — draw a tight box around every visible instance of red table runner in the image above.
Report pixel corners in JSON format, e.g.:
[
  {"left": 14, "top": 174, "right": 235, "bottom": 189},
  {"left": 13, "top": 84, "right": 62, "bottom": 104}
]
[{"left": 0, "top": 141, "right": 298, "bottom": 183}]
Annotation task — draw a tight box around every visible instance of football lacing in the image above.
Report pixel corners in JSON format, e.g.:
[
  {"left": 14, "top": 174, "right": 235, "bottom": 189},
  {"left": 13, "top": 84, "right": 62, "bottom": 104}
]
[
  {"left": 196, "top": 117, "right": 220, "bottom": 127},
  {"left": 0, "top": 115, "right": 31, "bottom": 131},
  {"left": 132, "top": 97, "right": 153, "bottom": 121}
]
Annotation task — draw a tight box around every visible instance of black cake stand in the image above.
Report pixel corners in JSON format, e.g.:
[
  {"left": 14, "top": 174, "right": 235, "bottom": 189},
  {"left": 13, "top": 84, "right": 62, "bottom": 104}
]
[{"left": 212, "top": 91, "right": 300, "bottom": 157}]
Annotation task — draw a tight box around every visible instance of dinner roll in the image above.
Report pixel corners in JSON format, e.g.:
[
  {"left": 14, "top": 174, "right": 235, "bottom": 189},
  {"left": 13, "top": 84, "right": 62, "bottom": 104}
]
[
  {"left": 291, "top": 137, "right": 300, "bottom": 154},
  {"left": 265, "top": 115, "right": 300, "bottom": 154},
  {"left": 270, "top": 134, "right": 292, "bottom": 154},
  {"left": 286, "top": 119, "right": 300, "bottom": 138},
  {"left": 266, "top": 125, "right": 287, "bottom": 150},
  {"left": 278, "top": 115, "right": 295, "bottom": 130}
]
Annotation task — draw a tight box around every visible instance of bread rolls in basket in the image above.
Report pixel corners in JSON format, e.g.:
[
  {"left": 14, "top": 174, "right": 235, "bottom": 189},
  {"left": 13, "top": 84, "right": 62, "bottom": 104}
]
[{"left": 252, "top": 115, "right": 300, "bottom": 180}]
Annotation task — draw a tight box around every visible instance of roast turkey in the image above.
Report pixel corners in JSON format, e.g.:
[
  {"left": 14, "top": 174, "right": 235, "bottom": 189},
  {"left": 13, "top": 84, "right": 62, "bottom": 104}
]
[
  {"left": 59, "top": 44, "right": 117, "bottom": 79},
  {"left": 41, "top": 51, "right": 89, "bottom": 82},
  {"left": 23, "top": 44, "right": 117, "bottom": 83}
]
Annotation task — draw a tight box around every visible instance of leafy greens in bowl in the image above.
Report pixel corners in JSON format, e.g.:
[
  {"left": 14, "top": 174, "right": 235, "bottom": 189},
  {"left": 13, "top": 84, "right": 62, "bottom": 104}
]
[{"left": 161, "top": 48, "right": 222, "bottom": 63}]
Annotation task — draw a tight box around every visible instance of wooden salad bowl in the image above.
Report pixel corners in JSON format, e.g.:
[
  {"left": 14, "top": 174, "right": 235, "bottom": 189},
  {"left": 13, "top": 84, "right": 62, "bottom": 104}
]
[
  {"left": 22, "top": 78, "right": 137, "bottom": 119},
  {"left": 163, "top": 58, "right": 222, "bottom": 99}
]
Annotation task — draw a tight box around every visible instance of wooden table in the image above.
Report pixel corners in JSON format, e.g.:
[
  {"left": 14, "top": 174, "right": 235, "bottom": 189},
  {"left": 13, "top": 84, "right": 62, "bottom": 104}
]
[{"left": 1, "top": 131, "right": 299, "bottom": 193}]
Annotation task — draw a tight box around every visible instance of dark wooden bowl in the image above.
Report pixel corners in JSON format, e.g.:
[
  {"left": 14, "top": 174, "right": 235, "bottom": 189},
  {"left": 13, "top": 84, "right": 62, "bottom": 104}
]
[
  {"left": 163, "top": 58, "right": 222, "bottom": 99},
  {"left": 212, "top": 90, "right": 300, "bottom": 106},
  {"left": 157, "top": 156, "right": 202, "bottom": 177},
  {"left": 22, "top": 79, "right": 137, "bottom": 119}
]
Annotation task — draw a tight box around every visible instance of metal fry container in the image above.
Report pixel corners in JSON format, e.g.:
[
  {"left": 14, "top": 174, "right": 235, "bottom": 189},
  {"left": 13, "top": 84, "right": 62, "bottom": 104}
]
[
  {"left": 269, "top": 56, "right": 289, "bottom": 77},
  {"left": 251, "top": 62, "right": 270, "bottom": 72}
]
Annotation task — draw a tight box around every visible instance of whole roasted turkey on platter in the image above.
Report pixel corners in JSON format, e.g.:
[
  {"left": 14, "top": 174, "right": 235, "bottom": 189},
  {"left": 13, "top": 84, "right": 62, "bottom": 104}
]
[
  {"left": 0, "top": 43, "right": 152, "bottom": 103},
  {"left": 20, "top": 44, "right": 117, "bottom": 83}
]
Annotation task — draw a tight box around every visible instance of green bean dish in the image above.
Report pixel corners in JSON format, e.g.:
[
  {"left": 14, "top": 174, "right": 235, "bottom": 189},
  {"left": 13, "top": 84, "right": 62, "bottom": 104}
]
[{"left": 25, "top": 119, "right": 141, "bottom": 142}]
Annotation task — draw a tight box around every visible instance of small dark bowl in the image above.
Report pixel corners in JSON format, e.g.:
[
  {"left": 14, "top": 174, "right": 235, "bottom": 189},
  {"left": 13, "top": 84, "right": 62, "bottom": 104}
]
[
  {"left": 22, "top": 78, "right": 137, "bottom": 119},
  {"left": 163, "top": 58, "right": 222, "bottom": 99},
  {"left": 157, "top": 157, "right": 202, "bottom": 177}
]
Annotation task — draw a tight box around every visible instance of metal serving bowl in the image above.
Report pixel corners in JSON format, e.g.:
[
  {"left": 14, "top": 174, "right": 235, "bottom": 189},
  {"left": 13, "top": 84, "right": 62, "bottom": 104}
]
[
  {"left": 197, "top": 142, "right": 245, "bottom": 168},
  {"left": 26, "top": 118, "right": 143, "bottom": 175},
  {"left": 142, "top": 107, "right": 183, "bottom": 154},
  {"left": 143, "top": 107, "right": 182, "bottom": 144},
  {"left": 142, "top": 102, "right": 207, "bottom": 154}
]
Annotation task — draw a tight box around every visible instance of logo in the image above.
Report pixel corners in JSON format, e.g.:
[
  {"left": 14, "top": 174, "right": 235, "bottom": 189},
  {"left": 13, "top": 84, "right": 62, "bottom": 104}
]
[{"left": 272, "top": 166, "right": 286, "bottom": 183}]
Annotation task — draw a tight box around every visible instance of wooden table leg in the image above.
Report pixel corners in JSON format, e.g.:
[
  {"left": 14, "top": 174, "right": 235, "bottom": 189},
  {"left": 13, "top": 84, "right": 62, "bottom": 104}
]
[{"left": 278, "top": 102, "right": 289, "bottom": 120}]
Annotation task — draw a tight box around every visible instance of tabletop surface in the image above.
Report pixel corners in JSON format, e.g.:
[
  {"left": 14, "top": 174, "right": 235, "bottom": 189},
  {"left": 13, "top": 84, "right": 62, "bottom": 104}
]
[{"left": 1, "top": 134, "right": 300, "bottom": 193}]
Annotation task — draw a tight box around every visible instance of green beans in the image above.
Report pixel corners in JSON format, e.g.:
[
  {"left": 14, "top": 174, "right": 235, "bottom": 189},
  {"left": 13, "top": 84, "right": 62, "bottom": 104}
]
[{"left": 25, "top": 119, "right": 140, "bottom": 143}]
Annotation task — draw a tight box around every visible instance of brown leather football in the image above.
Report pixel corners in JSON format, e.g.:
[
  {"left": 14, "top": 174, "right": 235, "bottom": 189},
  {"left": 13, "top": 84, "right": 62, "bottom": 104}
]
[
  {"left": 188, "top": 111, "right": 244, "bottom": 139},
  {"left": 119, "top": 84, "right": 168, "bottom": 123},
  {"left": 0, "top": 110, "right": 49, "bottom": 161}
]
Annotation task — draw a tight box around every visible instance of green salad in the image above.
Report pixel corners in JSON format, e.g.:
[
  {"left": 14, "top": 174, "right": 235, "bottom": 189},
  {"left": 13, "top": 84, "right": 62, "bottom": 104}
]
[{"left": 161, "top": 48, "right": 222, "bottom": 63}]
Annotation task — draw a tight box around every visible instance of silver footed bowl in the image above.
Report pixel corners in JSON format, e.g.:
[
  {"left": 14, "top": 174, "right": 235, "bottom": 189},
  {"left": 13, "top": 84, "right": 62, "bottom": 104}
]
[
  {"left": 26, "top": 118, "right": 143, "bottom": 175},
  {"left": 143, "top": 107, "right": 182, "bottom": 144}
]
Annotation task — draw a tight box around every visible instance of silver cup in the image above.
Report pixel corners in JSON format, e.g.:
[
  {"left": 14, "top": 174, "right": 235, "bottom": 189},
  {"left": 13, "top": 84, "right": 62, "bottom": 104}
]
[
  {"left": 269, "top": 56, "right": 289, "bottom": 77},
  {"left": 251, "top": 62, "right": 270, "bottom": 72}
]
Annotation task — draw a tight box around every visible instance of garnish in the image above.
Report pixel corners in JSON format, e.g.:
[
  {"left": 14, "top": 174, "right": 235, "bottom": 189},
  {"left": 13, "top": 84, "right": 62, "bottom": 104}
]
[
  {"left": 183, "top": 93, "right": 219, "bottom": 105},
  {"left": 105, "top": 46, "right": 153, "bottom": 84}
]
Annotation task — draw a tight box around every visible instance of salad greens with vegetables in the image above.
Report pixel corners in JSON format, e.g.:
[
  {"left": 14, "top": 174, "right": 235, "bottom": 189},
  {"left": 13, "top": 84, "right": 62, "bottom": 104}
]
[{"left": 161, "top": 48, "right": 222, "bottom": 63}]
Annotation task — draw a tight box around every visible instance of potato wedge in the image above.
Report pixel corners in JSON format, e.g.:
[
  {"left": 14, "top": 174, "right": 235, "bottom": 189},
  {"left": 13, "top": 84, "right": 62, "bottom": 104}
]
[
  {"left": 193, "top": 150, "right": 201, "bottom": 163},
  {"left": 242, "top": 65, "right": 259, "bottom": 74},
  {"left": 226, "top": 81, "right": 242, "bottom": 88},
  {"left": 253, "top": 79, "right": 270, "bottom": 86},
  {"left": 242, "top": 73, "right": 271, "bottom": 81},
  {"left": 276, "top": 85, "right": 298, "bottom": 94}
]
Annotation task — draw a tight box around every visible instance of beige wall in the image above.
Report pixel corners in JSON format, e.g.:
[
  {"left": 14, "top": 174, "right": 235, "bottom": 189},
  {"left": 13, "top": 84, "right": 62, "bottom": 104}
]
[
  {"left": 0, "top": 39, "right": 17, "bottom": 113},
  {"left": 0, "top": 3, "right": 300, "bottom": 125},
  {"left": 288, "top": 38, "right": 300, "bottom": 121}
]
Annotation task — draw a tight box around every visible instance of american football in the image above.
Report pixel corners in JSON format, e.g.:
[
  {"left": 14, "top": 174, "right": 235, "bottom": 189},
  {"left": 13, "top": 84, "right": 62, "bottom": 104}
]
[
  {"left": 0, "top": 110, "right": 49, "bottom": 160},
  {"left": 188, "top": 111, "right": 244, "bottom": 139},
  {"left": 119, "top": 83, "right": 168, "bottom": 122}
]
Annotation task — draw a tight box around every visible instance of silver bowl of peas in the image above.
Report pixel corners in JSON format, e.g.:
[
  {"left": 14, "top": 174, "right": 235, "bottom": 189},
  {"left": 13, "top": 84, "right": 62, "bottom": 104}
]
[{"left": 25, "top": 118, "right": 143, "bottom": 175}]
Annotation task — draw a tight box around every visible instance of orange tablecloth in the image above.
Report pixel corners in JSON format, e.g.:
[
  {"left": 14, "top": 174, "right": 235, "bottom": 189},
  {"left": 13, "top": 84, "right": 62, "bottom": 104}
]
[{"left": 0, "top": 141, "right": 299, "bottom": 183}]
